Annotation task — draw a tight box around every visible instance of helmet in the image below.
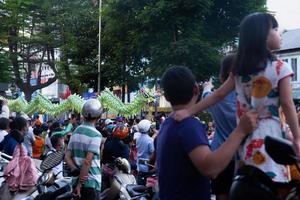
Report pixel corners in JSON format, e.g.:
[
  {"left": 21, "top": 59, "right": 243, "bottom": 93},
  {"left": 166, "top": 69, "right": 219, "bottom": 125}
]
[
  {"left": 82, "top": 99, "right": 103, "bottom": 119},
  {"left": 112, "top": 123, "right": 129, "bottom": 139},
  {"left": 116, "top": 116, "right": 123, "bottom": 122},
  {"left": 138, "top": 119, "right": 151, "bottom": 133},
  {"left": 229, "top": 165, "right": 277, "bottom": 200},
  {"left": 106, "top": 124, "right": 115, "bottom": 133},
  {"left": 105, "top": 119, "right": 114, "bottom": 125},
  {"left": 115, "top": 157, "right": 131, "bottom": 174}
]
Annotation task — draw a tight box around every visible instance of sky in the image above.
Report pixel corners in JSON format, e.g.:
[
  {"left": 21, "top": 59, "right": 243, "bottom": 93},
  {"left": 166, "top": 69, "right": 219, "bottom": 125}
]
[{"left": 267, "top": 0, "right": 300, "bottom": 31}]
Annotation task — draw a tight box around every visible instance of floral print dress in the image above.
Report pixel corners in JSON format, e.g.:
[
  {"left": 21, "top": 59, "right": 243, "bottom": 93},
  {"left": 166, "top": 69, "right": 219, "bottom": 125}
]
[{"left": 235, "top": 59, "right": 293, "bottom": 182}]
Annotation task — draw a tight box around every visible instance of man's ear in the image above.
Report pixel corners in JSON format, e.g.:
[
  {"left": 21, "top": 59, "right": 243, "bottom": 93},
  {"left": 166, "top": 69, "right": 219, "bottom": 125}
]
[{"left": 193, "top": 84, "right": 200, "bottom": 96}]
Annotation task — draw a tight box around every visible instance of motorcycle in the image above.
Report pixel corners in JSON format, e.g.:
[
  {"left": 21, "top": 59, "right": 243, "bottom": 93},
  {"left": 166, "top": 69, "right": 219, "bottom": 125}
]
[
  {"left": 31, "top": 150, "right": 74, "bottom": 200},
  {"left": 229, "top": 136, "right": 300, "bottom": 200},
  {"left": 0, "top": 150, "right": 73, "bottom": 200},
  {"left": 101, "top": 157, "right": 156, "bottom": 200}
]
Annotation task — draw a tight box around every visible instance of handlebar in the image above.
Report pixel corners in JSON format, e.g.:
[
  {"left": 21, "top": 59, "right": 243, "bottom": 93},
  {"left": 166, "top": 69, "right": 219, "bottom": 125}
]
[{"left": 0, "top": 152, "right": 12, "bottom": 161}]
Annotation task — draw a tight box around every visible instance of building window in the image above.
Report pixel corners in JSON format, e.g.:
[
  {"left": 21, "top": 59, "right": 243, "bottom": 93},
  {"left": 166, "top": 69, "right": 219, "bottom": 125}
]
[
  {"left": 283, "top": 58, "right": 288, "bottom": 63},
  {"left": 291, "top": 58, "right": 297, "bottom": 81}
]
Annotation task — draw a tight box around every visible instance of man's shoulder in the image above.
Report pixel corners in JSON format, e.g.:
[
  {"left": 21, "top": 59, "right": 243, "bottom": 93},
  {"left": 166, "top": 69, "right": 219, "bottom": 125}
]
[
  {"left": 180, "top": 117, "right": 205, "bottom": 130},
  {"left": 73, "top": 125, "right": 101, "bottom": 138}
]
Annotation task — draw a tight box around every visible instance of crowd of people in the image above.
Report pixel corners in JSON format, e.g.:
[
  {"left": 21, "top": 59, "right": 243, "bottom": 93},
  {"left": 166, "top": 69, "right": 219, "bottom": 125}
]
[{"left": 0, "top": 96, "right": 165, "bottom": 199}]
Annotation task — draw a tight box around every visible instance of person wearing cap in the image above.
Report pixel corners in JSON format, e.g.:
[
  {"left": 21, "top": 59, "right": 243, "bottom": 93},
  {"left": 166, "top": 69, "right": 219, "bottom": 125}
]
[
  {"left": 65, "top": 99, "right": 103, "bottom": 200},
  {"left": 136, "top": 119, "right": 155, "bottom": 185},
  {"left": 105, "top": 119, "right": 114, "bottom": 126}
]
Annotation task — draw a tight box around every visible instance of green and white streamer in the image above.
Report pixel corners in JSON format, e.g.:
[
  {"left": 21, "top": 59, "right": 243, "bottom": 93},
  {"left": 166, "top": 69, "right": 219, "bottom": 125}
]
[{"left": 1, "top": 88, "right": 154, "bottom": 117}]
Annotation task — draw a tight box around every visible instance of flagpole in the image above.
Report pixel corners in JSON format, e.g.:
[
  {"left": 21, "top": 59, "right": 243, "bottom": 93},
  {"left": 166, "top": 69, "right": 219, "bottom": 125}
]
[{"left": 97, "top": 0, "right": 102, "bottom": 94}]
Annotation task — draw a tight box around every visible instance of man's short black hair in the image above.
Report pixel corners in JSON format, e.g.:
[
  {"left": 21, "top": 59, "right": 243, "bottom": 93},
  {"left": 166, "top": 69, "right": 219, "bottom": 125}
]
[
  {"left": 51, "top": 135, "right": 63, "bottom": 148},
  {"left": 10, "top": 117, "right": 28, "bottom": 131},
  {"left": 161, "top": 66, "right": 196, "bottom": 106},
  {"left": 33, "top": 127, "right": 43, "bottom": 136},
  {"left": 0, "top": 117, "right": 9, "bottom": 130}
]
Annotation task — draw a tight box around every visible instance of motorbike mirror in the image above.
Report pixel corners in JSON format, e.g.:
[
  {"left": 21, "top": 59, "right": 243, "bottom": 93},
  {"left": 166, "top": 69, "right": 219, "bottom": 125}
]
[
  {"left": 40, "top": 150, "right": 64, "bottom": 172},
  {"left": 265, "top": 136, "right": 299, "bottom": 165}
]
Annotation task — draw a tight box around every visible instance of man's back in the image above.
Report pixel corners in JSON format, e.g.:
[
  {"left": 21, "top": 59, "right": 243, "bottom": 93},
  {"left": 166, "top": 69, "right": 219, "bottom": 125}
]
[
  {"left": 136, "top": 133, "right": 154, "bottom": 172},
  {"left": 102, "top": 136, "right": 130, "bottom": 164},
  {"left": 68, "top": 123, "right": 102, "bottom": 191},
  {"left": 157, "top": 117, "right": 210, "bottom": 200}
]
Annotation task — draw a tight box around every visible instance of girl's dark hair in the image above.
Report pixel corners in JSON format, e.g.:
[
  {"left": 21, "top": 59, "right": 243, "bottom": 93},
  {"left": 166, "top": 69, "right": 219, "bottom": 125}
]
[
  {"left": 233, "top": 13, "right": 278, "bottom": 76},
  {"left": 219, "top": 53, "right": 236, "bottom": 82}
]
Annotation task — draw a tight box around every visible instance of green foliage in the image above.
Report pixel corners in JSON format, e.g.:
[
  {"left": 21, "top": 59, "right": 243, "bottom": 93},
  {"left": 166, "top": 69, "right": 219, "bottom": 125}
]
[
  {"left": 102, "top": 0, "right": 267, "bottom": 82},
  {"left": 0, "top": 0, "right": 267, "bottom": 98}
]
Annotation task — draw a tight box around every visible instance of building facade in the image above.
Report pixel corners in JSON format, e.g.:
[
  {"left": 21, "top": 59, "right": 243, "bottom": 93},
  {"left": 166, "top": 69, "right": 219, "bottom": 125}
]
[{"left": 277, "top": 29, "right": 300, "bottom": 99}]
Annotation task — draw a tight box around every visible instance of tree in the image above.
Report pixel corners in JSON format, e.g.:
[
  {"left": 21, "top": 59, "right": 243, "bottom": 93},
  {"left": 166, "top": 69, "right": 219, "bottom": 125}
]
[
  {"left": 0, "top": 53, "right": 13, "bottom": 83},
  {"left": 102, "top": 0, "right": 266, "bottom": 83},
  {"left": 101, "top": 0, "right": 153, "bottom": 101},
  {"left": 49, "top": 0, "right": 100, "bottom": 94},
  {"left": 0, "top": 0, "right": 59, "bottom": 101}
]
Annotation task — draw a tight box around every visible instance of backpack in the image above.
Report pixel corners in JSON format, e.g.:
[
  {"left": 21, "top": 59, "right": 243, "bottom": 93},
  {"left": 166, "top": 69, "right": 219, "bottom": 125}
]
[{"left": 3, "top": 144, "right": 38, "bottom": 192}]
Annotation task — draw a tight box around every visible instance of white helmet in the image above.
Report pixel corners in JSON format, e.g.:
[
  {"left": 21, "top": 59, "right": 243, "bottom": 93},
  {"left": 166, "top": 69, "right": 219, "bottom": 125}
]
[
  {"left": 115, "top": 157, "right": 131, "bottom": 174},
  {"left": 137, "top": 119, "right": 151, "bottom": 133},
  {"left": 104, "top": 119, "right": 114, "bottom": 125},
  {"left": 82, "top": 99, "right": 103, "bottom": 119}
]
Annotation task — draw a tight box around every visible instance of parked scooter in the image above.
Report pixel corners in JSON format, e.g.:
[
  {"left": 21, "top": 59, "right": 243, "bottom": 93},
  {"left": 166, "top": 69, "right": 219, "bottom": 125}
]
[
  {"left": 229, "top": 136, "right": 300, "bottom": 200},
  {"left": 101, "top": 157, "right": 155, "bottom": 200}
]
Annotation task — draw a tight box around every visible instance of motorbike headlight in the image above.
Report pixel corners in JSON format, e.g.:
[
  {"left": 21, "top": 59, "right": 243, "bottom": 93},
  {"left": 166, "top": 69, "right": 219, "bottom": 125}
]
[{"left": 38, "top": 171, "right": 54, "bottom": 185}]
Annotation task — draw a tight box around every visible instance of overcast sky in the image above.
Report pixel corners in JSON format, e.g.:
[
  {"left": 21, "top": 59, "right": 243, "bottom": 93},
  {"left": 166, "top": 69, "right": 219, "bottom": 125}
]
[{"left": 267, "top": 0, "right": 300, "bottom": 31}]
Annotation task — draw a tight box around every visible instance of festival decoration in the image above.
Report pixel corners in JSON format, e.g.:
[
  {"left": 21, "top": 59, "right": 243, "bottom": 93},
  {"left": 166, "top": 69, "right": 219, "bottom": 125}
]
[{"left": 1, "top": 88, "right": 154, "bottom": 117}]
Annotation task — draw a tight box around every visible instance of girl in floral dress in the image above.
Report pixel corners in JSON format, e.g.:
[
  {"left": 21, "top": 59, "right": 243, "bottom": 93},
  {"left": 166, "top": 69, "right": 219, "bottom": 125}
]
[{"left": 175, "top": 13, "right": 300, "bottom": 182}]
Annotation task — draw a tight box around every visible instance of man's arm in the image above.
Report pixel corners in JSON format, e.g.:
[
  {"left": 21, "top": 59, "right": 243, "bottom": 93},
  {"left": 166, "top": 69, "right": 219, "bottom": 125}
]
[
  {"left": 189, "top": 110, "right": 257, "bottom": 179},
  {"left": 65, "top": 150, "right": 78, "bottom": 171},
  {"left": 78, "top": 152, "right": 94, "bottom": 184},
  {"left": 174, "top": 75, "right": 235, "bottom": 121},
  {"left": 72, "top": 152, "right": 94, "bottom": 197}
]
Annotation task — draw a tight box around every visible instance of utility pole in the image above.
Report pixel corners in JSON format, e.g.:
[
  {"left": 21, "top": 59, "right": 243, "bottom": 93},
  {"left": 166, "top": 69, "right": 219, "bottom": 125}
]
[{"left": 97, "top": 0, "right": 102, "bottom": 93}]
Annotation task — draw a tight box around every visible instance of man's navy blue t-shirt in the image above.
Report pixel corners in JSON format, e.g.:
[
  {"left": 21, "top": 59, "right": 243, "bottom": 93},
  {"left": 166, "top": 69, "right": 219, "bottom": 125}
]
[{"left": 157, "top": 117, "right": 210, "bottom": 200}]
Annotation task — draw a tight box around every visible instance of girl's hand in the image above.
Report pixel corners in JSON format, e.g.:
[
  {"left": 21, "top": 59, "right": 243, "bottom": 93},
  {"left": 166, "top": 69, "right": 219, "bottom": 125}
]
[
  {"left": 235, "top": 110, "right": 258, "bottom": 137},
  {"left": 172, "top": 109, "right": 191, "bottom": 122}
]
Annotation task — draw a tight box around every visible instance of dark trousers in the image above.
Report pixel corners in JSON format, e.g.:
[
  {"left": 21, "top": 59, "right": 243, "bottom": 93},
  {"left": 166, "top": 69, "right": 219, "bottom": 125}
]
[{"left": 80, "top": 187, "right": 101, "bottom": 200}]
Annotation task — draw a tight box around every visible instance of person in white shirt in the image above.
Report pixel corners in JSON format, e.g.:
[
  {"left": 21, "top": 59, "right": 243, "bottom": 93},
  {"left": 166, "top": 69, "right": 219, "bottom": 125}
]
[
  {"left": 0, "top": 100, "right": 9, "bottom": 119},
  {"left": 0, "top": 117, "right": 10, "bottom": 143}
]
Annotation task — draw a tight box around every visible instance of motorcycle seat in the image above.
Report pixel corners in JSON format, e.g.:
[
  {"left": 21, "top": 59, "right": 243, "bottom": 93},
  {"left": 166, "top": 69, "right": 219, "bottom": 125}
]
[{"left": 126, "top": 184, "right": 148, "bottom": 197}]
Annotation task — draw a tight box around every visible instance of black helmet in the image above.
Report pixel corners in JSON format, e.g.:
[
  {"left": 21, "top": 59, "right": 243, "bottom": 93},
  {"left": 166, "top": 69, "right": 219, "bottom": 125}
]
[{"left": 229, "top": 165, "right": 279, "bottom": 200}]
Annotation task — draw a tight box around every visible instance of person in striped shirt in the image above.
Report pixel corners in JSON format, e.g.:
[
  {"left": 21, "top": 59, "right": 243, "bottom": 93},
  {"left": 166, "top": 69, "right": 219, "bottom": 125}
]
[{"left": 65, "top": 99, "right": 103, "bottom": 200}]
